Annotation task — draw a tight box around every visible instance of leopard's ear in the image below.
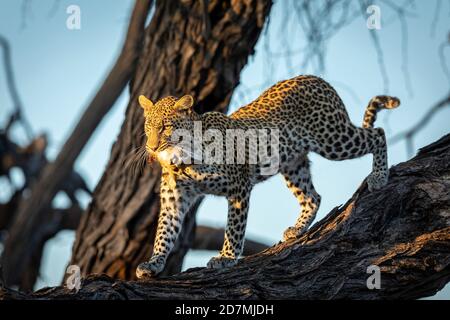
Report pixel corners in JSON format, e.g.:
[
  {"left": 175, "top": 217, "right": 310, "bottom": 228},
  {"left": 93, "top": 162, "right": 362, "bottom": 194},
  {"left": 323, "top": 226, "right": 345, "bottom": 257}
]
[
  {"left": 174, "top": 95, "right": 194, "bottom": 112},
  {"left": 138, "top": 95, "right": 153, "bottom": 111}
]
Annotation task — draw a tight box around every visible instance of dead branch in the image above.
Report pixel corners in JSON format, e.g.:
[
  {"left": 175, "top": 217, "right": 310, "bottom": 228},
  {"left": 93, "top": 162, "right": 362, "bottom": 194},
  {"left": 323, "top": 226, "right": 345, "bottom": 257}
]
[
  {"left": 390, "top": 92, "right": 450, "bottom": 155},
  {"left": 0, "top": 35, "right": 33, "bottom": 139},
  {"left": 193, "top": 226, "right": 269, "bottom": 255}
]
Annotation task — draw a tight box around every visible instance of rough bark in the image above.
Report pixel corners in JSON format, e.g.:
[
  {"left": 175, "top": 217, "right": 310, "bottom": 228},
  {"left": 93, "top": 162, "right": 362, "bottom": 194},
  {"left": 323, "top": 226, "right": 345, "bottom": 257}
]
[
  {"left": 68, "top": 0, "right": 272, "bottom": 281},
  {"left": 2, "top": 133, "right": 449, "bottom": 300},
  {"left": 1, "top": 0, "right": 153, "bottom": 287}
]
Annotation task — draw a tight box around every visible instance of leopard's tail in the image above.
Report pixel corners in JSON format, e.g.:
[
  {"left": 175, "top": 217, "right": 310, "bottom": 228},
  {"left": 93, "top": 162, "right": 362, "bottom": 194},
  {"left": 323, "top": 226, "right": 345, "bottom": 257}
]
[{"left": 362, "top": 95, "right": 400, "bottom": 128}]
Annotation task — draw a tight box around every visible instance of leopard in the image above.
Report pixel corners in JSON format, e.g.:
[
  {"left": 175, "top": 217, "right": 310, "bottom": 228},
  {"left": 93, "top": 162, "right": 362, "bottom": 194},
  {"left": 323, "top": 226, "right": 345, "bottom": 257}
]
[{"left": 135, "top": 75, "right": 400, "bottom": 278}]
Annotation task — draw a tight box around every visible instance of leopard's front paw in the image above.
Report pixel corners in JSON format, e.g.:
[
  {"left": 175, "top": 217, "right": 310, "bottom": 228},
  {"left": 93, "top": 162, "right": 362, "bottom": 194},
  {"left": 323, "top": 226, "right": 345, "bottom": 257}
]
[
  {"left": 136, "top": 256, "right": 165, "bottom": 279},
  {"left": 282, "top": 226, "right": 306, "bottom": 241},
  {"left": 207, "top": 256, "right": 237, "bottom": 269},
  {"left": 367, "top": 171, "right": 388, "bottom": 192}
]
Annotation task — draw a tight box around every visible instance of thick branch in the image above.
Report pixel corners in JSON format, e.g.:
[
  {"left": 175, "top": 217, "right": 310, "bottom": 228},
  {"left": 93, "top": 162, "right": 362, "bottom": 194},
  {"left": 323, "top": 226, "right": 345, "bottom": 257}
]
[
  {"left": 0, "top": 199, "right": 83, "bottom": 290},
  {"left": 0, "top": 200, "right": 82, "bottom": 233},
  {"left": 193, "top": 226, "right": 269, "bottom": 255},
  {"left": 1, "top": 0, "right": 153, "bottom": 287},
  {"left": 13, "top": 205, "right": 84, "bottom": 290},
  {"left": 2, "top": 133, "right": 449, "bottom": 300}
]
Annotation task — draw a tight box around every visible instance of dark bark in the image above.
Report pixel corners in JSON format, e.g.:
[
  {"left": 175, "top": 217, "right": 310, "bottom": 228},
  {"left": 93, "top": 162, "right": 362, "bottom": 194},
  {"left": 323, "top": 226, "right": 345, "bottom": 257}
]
[
  {"left": 1, "top": 0, "right": 153, "bottom": 287},
  {"left": 68, "top": 0, "right": 272, "bottom": 281},
  {"left": 0, "top": 191, "right": 20, "bottom": 231},
  {"left": 1, "top": 133, "right": 449, "bottom": 300}
]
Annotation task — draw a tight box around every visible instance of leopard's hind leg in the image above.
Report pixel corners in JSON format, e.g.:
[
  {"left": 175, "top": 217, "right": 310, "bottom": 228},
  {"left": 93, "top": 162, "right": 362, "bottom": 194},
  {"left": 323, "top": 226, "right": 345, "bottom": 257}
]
[
  {"left": 312, "top": 125, "right": 388, "bottom": 191},
  {"left": 365, "top": 128, "right": 389, "bottom": 191},
  {"left": 281, "top": 155, "right": 321, "bottom": 241}
]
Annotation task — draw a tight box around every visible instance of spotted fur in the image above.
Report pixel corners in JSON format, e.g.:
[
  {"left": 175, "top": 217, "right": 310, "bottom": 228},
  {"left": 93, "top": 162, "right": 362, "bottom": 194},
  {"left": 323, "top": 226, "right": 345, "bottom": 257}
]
[{"left": 135, "top": 75, "right": 400, "bottom": 278}]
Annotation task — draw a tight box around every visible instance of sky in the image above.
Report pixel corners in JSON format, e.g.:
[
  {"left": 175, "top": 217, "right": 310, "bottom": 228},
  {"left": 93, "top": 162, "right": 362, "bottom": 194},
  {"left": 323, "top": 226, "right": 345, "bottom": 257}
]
[{"left": 0, "top": 0, "right": 449, "bottom": 298}]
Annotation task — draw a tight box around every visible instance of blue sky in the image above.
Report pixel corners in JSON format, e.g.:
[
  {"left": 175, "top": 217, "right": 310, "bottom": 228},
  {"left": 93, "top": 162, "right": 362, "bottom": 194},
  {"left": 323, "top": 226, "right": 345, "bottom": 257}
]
[{"left": 0, "top": 1, "right": 449, "bottom": 298}]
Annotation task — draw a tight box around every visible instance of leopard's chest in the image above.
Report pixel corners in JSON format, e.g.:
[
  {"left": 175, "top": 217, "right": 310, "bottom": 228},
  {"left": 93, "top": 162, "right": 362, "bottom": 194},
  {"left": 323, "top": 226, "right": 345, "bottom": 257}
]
[{"left": 170, "top": 164, "right": 239, "bottom": 196}]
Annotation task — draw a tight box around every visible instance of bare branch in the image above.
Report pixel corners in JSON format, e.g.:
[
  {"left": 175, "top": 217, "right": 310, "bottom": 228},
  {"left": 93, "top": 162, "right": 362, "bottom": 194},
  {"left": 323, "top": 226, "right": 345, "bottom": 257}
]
[
  {"left": 0, "top": 35, "right": 33, "bottom": 139},
  {"left": 398, "top": 9, "right": 414, "bottom": 97},
  {"left": 193, "top": 226, "right": 269, "bottom": 255},
  {"left": 430, "top": 0, "right": 442, "bottom": 38},
  {"left": 46, "top": 0, "right": 61, "bottom": 19},
  {"left": 20, "top": 0, "right": 32, "bottom": 30},
  {"left": 439, "top": 32, "right": 450, "bottom": 84},
  {"left": 390, "top": 91, "right": 450, "bottom": 156}
]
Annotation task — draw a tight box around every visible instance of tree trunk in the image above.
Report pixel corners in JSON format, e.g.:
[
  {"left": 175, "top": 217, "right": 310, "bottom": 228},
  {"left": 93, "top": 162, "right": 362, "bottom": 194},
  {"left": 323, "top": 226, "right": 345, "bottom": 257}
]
[
  {"left": 2, "top": 133, "right": 449, "bottom": 300},
  {"left": 69, "top": 0, "right": 272, "bottom": 281}
]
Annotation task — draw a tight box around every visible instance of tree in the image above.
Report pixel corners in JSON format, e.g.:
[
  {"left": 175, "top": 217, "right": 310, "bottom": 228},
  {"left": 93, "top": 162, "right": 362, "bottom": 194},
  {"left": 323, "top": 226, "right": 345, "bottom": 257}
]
[
  {"left": 68, "top": 0, "right": 272, "bottom": 280},
  {"left": 1, "top": 132, "right": 449, "bottom": 299}
]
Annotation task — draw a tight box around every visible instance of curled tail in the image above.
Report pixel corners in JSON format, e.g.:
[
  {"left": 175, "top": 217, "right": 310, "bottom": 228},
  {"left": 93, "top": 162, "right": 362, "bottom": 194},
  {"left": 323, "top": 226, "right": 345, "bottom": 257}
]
[{"left": 362, "top": 95, "right": 400, "bottom": 128}]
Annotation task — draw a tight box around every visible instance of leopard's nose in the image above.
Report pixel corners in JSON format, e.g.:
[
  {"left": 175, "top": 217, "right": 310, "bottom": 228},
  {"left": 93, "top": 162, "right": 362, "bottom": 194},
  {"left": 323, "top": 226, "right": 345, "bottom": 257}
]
[
  {"left": 147, "top": 141, "right": 159, "bottom": 152},
  {"left": 147, "top": 132, "right": 160, "bottom": 151}
]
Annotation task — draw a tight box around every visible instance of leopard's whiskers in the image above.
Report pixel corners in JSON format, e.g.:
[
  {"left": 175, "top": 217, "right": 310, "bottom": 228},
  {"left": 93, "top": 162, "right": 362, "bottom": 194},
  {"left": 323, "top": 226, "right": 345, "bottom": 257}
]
[{"left": 123, "top": 145, "right": 148, "bottom": 177}]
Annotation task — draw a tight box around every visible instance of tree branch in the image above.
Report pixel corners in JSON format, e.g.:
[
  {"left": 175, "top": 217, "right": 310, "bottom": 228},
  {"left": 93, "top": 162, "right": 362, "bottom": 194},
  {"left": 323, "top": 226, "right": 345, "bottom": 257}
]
[
  {"left": 193, "top": 226, "right": 269, "bottom": 255},
  {"left": 0, "top": 198, "right": 83, "bottom": 290},
  {"left": 0, "top": 35, "right": 34, "bottom": 139},
  {"left": 390, "top": 91, "right": 450, "bottom": 155},
  {"left": 2, "top": 133, "right": 449, "bottom": 300}
]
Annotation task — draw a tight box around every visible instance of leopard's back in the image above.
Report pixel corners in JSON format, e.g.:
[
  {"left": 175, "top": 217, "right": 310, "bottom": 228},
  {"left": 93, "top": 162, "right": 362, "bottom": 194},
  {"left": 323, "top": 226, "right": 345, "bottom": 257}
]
[{"left": 230, "top": 75, "right": 351, "bottom": 125}]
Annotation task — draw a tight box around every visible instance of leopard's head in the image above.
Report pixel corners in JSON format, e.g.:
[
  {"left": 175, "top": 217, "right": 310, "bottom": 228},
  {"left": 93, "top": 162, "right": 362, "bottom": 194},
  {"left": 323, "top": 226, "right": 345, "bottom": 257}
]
[{"left": 138, "top": 94, "right": 198, "bottom": 165}]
